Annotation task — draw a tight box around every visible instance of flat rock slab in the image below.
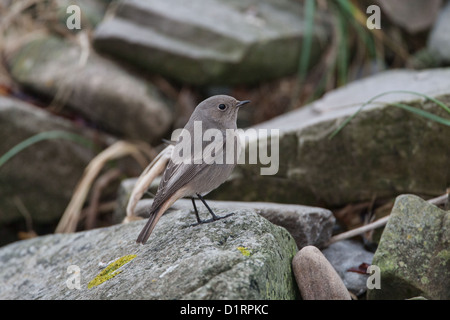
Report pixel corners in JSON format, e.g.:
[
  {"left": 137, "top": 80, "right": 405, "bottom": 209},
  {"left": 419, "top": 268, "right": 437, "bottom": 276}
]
[
  {"left": 0, "top": 96, "right": 105, "bottom": 227},
  {"left": 128, "top": 198, "right": 335, "bottom": 249},
  {"left": 5, "top": 35, "right": 172, "bottom": 143},
  {"left": 428, "top": 1, "right": 450, "bottom": 63},
  {"left": 211, "top": 68, "right": 450, "bottom": 207},
  {"left": 93, "top": 0, "right": 328, "bottom": 85},
  {"left": 0, "top": 209, "right": 299, "bottom": 299},
  {"left": 375, "top": 0, "right": 442, "bottom": 34}
]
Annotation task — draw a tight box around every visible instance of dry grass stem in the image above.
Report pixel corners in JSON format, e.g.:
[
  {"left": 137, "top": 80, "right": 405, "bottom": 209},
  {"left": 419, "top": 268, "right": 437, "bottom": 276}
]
[
  {"left": 124, "top": 144, "right": 174, "bottom": 222},
  {"left": 55, "top": 141, "right": 151, "bottom": 233},
  {"left": 84, "top": 168, "right": 122, "bottom": 230},
  {"left": 328, "top": 192, "right": 449, "bottom": 245}
]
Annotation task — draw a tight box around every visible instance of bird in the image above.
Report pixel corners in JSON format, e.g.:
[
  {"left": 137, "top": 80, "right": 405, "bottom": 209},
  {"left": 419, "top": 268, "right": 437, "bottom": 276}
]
[{"left": 136, "top": 95, "right": 250, "bottom": 244}]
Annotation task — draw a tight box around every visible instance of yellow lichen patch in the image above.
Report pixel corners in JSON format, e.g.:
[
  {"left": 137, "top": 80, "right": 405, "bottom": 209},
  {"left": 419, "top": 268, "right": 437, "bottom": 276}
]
[
  {"left": 88, "top": 254, "right": 137, "bottom": 289},
  {"left": 237, "top": 246, "right": 251, "bottom": 257}
]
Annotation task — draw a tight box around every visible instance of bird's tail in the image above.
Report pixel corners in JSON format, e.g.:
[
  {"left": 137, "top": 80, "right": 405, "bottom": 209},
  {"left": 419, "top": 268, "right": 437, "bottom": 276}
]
[{"left": 136, "top": 203, "right": 164, "bottom": 245}]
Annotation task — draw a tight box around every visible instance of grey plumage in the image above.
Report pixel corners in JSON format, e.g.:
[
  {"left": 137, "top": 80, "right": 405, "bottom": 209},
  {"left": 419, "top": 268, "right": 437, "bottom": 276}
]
[{"left": 136, "top": 95, "right": 249, "bottom": 244}]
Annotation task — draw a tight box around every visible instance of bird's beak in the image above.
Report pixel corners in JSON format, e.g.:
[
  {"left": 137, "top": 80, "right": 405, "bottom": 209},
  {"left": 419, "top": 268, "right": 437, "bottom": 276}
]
[{"left": 236, "top": 100, "right": 251, "bottom": 107}]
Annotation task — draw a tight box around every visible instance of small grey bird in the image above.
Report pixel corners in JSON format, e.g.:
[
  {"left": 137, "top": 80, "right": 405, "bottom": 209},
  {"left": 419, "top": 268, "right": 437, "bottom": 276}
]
[{"left": 136, "top": 95, "right": 250, "bottom": 244}]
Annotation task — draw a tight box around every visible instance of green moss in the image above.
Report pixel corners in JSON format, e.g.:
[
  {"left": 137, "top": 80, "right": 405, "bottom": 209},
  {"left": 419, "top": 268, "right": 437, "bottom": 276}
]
[
  {"left": 88, "top": 254, "right": 137, "bottom": 289},
  {"left": 369, "top": 195, "right": 450, "bottom": 299},
  {"left": 420, "top": 276, "right": 429, "bottom": 285},
  {"left": 265, "top": 281, "right": 278, "bottom": 300},
  {"left": 436, "top": 250, "right": 450, "bottom": 266}
]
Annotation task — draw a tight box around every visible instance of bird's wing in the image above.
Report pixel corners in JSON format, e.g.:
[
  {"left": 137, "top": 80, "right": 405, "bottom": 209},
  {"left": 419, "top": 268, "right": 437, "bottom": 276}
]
[{"left": 152, "top": 136, "right": 227, "bottom": 207}]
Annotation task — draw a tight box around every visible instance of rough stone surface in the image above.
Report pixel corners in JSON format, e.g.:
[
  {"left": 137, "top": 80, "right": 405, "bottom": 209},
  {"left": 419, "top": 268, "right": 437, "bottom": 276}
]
[
  {"left": 0, "top": 96, "right": 104, "bottom": 227},
  {"left": 292, "top": 246, "right": 351, "bottom": 300},
  {"left": 367, "top": 194, "right": 450, "bottom": 300},
  {"left": 376, "top": 0, "right": 442, "bottom": 34},
  {"left": 210, "top": 68, "right": 450, "bottom": 207},
  {"left": 114, "top": 178, "right": 335, "bottom": 249},
  {"left": 93, "top": 0, "right": 328, "bottom": 85},
  {"left": 428, "top": 1, "right": 450, "bottom": 63},
  {"left": 56, "top": 0, "right": 111, "bottom": 28},
  {"left": 0, "top": 208, "right": 299, "bottom": 299},
  {"left": 322, "top": 240, "right": 374, "bottom": 297},
  {"left": 5, "top": 35, "right": 172, "bottom": 143},
  {"left": 133, "top": 198, "right": 334, "bottom": 250}
]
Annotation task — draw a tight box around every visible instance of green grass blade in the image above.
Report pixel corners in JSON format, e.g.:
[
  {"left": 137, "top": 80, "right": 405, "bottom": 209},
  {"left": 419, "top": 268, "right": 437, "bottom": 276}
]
[
  {"left": 336, "top": 0, "right": 355, "bottom": 15},
  {"left": 329, "top": 90, "right": 450, "bottom": 139},
  {"left": 328, "top": 99, "right": 371, "bottom": 139},
  {"left": 350, "top": 15, "right": 377, "bottom": 59},
  {"left": 298, "top": 0, "right": 316, "bottom": 83},
  {"left": 392, "top": 103, "right": 450, "bottom": 126},
  {"left": 336, "top": 7, "right": 349, "bottom": 86},
  {"left": 387, "top": 90, "right": 450, "bottom": 114},
  {"left": 0, "top": 130, "right": 96, "bottom": 169}
]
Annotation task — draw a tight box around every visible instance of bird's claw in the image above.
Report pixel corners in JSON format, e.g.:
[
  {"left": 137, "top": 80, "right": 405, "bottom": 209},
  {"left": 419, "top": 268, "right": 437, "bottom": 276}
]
[{"left": 190, "top": 212, "right": 235, "bottom": 227}]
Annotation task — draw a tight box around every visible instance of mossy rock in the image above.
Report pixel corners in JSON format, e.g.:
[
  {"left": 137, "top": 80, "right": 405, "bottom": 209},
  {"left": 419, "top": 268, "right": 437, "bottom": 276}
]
[
  {"left": 0, "top": 208, "right": 299, "bottom": 299},
  {"left": 367, "top": 194, "right": 450, "bottom": 300},
  {"left": 212, "top": 69, "right": 450, "bottom": 207}
]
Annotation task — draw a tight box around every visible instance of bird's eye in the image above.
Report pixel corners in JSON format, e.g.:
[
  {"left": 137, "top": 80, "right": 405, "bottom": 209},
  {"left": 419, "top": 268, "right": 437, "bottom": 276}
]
[{"left": 218, "top": 103, "right": 227, "bottom": 111}]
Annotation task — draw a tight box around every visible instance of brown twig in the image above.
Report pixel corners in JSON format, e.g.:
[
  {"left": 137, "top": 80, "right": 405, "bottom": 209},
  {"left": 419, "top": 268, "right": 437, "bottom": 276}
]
[
  {"left": 84, "top": 168, "right": 122, "bottom": 230},
  {"left": 124, "top": 145, "right": 174, "bottom": 222},
  {"left": 13, "top": 196, "right": 37, "bottom": 239},
  {"left": 327, "top": 193, "right": 449, "bottom": 245},
  {"left": 56, "top": 141, "right": 151, "bottom": 233}
]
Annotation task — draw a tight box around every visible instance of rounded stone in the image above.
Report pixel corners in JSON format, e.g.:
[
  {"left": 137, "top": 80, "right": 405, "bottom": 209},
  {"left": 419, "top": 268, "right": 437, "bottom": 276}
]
[{"left": 292, "top": 245, "right": 351, "bottom": 300}]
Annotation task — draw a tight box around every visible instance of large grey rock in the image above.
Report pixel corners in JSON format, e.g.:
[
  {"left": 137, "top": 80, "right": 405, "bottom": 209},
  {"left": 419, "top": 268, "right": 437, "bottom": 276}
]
[
  {"left": 56, "top": 0, "right": 112, "bottom": 28},
  {"left": 428, "top": 1, "right": 450, "bottom": 63},
  {"left": 0, "top": 208, "right": 299, "bottom": 299},
  {"left": 113, "top": 178, "right": 335, "bottom": 249},
  {"left": 210, "top": 68, "right": 450, "bottom": 207},
  {"left": 367, "top": 194, "right": 450, "bottom": 300},
  {"left": 130, "top": 198, "right": 335, "bottom": 249},
  {"left": 6, "top": 35, "right": 172, "bottom": 143},
  {"left": 93, "top": 0, "right": 328, "bottom": 85},
  {"left": 322, "top": 240, "right": 374, "bottom": 297},
  {"left": 0, "top": 96, "right": 107, "bottom": 228},
  {"left": 376, "top": 0, "right": 442, "bottom": 34}
]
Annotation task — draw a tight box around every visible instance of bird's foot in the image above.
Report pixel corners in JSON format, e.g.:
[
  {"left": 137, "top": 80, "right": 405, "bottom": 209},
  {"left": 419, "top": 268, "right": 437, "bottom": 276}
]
[{"left": 190, "top": 212, "right": 235, "bottom": 227}]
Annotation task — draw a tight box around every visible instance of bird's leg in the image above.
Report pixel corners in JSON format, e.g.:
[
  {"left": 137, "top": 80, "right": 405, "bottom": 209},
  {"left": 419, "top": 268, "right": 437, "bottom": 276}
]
[
  {"left": 191, "top": 197, "right": 202, "bottom": 224},
  {"left": 189, "top": 193, "right": 234, "bottom": 227},
  {"left": 197, "top": 193, "right": 220, "bottom": 220}
]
